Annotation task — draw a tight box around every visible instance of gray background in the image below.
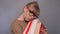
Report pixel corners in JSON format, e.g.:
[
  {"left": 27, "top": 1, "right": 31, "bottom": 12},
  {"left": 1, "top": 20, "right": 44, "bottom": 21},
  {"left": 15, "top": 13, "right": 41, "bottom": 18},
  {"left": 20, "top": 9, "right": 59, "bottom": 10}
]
[{"left": 0, "top": 0, "right": 60, "bottom": 34}]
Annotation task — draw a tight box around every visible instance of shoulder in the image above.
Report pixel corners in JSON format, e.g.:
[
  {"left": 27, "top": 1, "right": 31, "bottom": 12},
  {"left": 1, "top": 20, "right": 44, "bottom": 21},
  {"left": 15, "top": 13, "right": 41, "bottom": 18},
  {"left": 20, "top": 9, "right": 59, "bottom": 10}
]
[
  {"left": 10, "top": 19, "right": 23, "bottom": 34},
  {"left": 11, "top": 19, "right": 22, "bottom": 29},
  {"left": 37, "top": 20, "right": 46, "bottom": 28},
  {"left": 11, "top": 19, "right": 17, "bottom": 26},
  {"left": 38, "top": 21, "right": 47, "bottom": 30},
  {"left": 39, "top": 21, "right": 48, "bottom": 34},
  {"left": 37, "top": 20, "right": 42, "bottom": 26}
]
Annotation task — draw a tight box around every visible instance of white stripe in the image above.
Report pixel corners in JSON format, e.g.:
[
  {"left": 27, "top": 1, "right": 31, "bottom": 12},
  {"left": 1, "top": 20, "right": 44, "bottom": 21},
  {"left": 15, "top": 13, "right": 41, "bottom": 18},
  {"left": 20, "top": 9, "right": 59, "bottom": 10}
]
[
  {"left": 23, "top": 18, "right": 39, "bottom": 34},
  {"left": 28, "top": 19, "right": 39, "bottom": 34}
]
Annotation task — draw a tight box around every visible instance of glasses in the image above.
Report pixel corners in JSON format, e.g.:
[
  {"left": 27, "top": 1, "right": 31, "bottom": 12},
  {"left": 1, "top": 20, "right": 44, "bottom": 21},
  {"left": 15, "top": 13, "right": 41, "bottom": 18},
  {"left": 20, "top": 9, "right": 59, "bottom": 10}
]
[{"left": 29, "top": 10, "right": 38, "bottom": 18}]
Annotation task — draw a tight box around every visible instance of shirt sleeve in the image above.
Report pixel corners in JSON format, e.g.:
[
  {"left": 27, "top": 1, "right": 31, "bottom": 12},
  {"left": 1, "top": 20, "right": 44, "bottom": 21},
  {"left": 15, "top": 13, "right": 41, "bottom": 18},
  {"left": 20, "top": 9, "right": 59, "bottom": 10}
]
[
  {"left": 11, "top": 22, "right": 23, "bottom": 34},
  {"left": 40, "top": 23, "right": 48, "bottom": 34}
]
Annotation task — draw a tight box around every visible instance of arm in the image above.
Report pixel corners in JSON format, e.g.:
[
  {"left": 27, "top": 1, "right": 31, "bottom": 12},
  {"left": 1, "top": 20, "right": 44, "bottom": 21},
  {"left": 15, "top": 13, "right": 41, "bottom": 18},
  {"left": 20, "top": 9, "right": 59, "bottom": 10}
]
[{"left": 11, "top": 21, "right": 23, "bottom": 34}]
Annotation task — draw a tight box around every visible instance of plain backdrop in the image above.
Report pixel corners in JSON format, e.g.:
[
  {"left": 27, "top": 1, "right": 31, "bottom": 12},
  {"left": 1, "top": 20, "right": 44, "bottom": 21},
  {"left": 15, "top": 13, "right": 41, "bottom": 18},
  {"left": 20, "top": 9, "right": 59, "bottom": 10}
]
[{"left": 0, "top": 0, "right": 60, "bottom": 34}]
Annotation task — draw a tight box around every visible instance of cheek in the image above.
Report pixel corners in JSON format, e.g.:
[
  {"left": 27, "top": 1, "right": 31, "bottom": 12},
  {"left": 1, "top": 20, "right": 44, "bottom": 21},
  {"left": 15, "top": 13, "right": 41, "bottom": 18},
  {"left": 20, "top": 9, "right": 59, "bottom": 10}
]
[
  {"left": 27, "top": 14, "right": 35, "bottom": 20},
  {"left": 26, "top": 13, "right": 32, "bottom": 19},
  {"left": 27, "top": 14, "right": 31, "bottom": 19}
]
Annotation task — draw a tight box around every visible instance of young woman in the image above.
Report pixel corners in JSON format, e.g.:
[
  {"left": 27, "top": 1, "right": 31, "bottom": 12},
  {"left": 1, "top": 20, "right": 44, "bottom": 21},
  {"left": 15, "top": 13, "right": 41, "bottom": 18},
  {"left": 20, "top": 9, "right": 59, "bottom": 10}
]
[{"left": 11, "top": 1, "right": 48, "bottom": 34}]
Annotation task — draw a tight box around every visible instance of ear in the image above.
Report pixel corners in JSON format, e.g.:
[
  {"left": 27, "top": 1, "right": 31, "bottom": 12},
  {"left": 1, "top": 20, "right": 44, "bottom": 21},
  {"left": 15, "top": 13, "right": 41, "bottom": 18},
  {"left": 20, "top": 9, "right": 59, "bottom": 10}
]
[{"left": 24, "top": 6, "right": 29, "bottom": 12}]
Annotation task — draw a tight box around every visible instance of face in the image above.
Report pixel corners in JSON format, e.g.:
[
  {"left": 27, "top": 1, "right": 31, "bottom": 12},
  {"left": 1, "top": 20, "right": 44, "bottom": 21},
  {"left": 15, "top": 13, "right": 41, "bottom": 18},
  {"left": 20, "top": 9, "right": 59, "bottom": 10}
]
[{"left": 24, "top": 5, "right": 39, "bottom": 21}]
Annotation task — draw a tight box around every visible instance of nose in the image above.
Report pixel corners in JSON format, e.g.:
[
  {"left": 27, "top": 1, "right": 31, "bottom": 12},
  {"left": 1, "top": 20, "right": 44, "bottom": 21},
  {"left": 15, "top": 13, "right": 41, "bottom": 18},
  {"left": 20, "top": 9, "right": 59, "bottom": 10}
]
[{"left": 29, "top": 13, "right": 37, "bottom": 19}]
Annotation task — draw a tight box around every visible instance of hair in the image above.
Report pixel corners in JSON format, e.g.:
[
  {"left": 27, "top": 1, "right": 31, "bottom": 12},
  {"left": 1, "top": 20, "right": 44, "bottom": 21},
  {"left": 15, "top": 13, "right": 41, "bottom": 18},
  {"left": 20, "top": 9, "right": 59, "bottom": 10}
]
[
  {"left": 26, "top": 1, "right": 40, "bottom": 16},
  {"left": 26, "top": 1, "right": 40, "bottom": 12}
]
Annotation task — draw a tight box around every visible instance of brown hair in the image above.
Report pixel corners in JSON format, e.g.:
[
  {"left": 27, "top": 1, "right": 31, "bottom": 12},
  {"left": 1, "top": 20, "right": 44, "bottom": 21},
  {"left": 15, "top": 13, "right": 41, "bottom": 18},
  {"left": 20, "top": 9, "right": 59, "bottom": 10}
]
[{"left": 26, "top": 1, "right": 40, "bottom": 16}]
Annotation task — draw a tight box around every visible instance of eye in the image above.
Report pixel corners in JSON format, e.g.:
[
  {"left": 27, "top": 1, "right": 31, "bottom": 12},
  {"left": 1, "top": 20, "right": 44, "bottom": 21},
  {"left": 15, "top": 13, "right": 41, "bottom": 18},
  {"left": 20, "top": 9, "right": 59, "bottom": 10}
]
[
  {"left": 29, "top": 10, "right": 38, "bottom": 17},
  {"left": 29, "top": 10, "right": 33, "bottom": 13},
  {"left": 29, "top": 10, "right": 35, "bottom": 15}
]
